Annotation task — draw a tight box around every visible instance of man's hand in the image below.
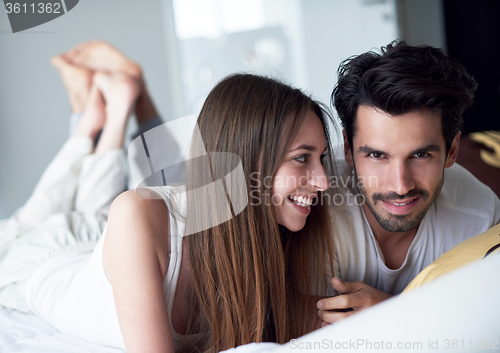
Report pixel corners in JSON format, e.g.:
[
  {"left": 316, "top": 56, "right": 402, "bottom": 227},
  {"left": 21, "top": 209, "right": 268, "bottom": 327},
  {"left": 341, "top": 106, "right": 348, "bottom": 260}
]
[{"left": 316, "top": 277, "right": 393, "bottom": 326}]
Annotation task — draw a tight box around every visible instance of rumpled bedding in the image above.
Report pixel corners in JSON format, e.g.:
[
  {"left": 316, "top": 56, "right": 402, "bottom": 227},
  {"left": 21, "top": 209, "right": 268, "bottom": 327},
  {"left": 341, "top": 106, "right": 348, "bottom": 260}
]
[
  {"left": 0, "top": 305, "right": 124, "bottom": 353},
  {"left": 1, "top": 238, "right": 499, "bottom": 352},
  {"left": 0, "top": 304, "right": 281, "bottom": 353}
]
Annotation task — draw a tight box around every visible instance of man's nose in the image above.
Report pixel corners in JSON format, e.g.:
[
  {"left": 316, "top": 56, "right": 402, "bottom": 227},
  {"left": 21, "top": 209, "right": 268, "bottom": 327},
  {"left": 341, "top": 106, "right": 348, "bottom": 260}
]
[{"left": 388, "top": 161, "right": 415, "bottom": 196}]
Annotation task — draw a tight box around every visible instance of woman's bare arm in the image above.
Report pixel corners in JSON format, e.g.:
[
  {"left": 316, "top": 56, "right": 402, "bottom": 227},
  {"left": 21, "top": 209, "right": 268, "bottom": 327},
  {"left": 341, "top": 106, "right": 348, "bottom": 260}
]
[{"left": 103, "top": 190, "right": 174, "bottom": 353}]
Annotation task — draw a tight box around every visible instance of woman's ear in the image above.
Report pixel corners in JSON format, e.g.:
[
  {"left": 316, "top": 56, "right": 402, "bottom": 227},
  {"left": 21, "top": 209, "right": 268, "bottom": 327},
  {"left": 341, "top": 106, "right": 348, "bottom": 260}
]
[
  {"left": 445, "top": 132, "right": 461, "bottom": 168},
  {"left": 343, "top": 130, "right": 354, "bottom": 167}
]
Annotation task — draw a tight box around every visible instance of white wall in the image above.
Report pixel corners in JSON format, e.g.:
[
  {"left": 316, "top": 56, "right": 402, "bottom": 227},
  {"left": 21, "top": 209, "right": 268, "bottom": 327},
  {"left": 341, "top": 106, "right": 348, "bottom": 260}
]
[
  {"left": 0, "top": 0, "right": 414, "bottom": 218},
  {"left": 396, "top": 0, "right": 446, "bottom": 49},
  {"left": 301, "top": 0, "right": 399, "bottom": 109},
  {"left": 167, "top": 0, "right": 400, "bottom": 153},
  {"left": 0, "top": 0, "right": 177, "bottom": 217}
]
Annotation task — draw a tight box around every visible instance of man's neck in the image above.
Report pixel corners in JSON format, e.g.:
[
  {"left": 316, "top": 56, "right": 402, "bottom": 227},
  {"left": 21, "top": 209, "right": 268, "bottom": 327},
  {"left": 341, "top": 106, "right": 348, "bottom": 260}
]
[{"left": 361, "top": 203, "right": 419, "bottom": 270}]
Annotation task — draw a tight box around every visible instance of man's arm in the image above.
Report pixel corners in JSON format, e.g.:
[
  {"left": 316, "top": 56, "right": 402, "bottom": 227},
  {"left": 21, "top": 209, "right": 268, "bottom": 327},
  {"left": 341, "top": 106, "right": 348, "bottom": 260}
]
[{"left": 317, "top": 277, "right": 393, "bottom": 325}]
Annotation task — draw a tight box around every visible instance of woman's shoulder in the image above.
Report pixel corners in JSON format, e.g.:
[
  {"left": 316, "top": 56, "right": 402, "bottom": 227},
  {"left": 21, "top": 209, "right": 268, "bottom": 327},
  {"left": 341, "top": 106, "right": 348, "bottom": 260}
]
[
  {"left": 103, "top": 189, "right": 172, "bottom": 284},
  {"left": 110, "top": 189, "right": 171, "bottom": 230},
  {"left": 101, "top": 189, "right": 178, "bottom": 352}
]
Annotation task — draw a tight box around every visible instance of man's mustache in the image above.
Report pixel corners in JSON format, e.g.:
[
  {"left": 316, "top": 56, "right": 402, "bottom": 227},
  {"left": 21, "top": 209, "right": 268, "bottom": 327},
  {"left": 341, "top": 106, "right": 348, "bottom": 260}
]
[{"left": 372, "top": 189, "right": 429, "bottom": 203}]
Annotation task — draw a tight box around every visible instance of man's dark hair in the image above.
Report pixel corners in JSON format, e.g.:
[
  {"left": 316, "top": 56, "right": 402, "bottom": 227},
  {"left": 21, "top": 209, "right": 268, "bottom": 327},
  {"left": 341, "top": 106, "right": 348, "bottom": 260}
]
[{"left": 332, "top": 40, "right": 477, "bottom": 153}]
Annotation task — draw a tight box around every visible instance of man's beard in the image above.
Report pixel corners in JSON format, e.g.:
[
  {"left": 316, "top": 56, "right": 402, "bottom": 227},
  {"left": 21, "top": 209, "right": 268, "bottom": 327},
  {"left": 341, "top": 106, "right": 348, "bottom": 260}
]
[{"left": 356, "top": 171, "right": 444, "bottom": 233}]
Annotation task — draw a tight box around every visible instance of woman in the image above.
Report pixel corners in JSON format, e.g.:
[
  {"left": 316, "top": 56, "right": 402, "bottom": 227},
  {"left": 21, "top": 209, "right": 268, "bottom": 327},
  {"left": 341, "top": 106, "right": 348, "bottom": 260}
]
[
  {"left": 104, "top": 73, "right": 338, "bottom": 352},
  {"left": 1, "top": 73, "right": 337, "bottom": 352}
]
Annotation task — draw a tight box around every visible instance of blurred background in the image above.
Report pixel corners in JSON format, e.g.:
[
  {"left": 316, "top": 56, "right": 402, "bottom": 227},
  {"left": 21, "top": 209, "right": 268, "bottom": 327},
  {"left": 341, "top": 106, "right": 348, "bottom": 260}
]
[{"left": 1, "top": 0, "right": 499, "bottom": 217}]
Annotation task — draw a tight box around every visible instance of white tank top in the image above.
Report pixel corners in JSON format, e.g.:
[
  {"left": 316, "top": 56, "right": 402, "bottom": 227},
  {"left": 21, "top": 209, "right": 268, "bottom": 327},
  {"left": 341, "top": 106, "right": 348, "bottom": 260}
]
[{"left": 26, "top": 185, "right": 189, "bottom": 350}]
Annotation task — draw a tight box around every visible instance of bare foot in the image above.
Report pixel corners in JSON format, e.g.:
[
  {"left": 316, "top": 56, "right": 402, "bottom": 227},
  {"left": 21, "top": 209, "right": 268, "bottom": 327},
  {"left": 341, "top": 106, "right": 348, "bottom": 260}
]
[
  {"left": 93, "top": 72, "right": 141, "bottom": 154},
  {"left": 73, "top": 84, "right": 106, "bottom": 140},
  {"left": 93, "top": 72, "right": 141, "bottom": 118},
  {"left": 68, "top": 41, "right": 142, "bottom": 80},
  {"left": 51, "top": 53, "right": 93, "bottom": 113},
  {"left": 67, "top": 41, "right": 159, "bottom": 124}
]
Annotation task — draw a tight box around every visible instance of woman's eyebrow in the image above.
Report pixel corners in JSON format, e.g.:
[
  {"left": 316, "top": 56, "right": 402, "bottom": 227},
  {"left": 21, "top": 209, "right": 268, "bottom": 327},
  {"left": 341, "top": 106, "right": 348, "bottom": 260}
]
[{"left": 289, "top": 144, "right": 317, "bottom": 152}]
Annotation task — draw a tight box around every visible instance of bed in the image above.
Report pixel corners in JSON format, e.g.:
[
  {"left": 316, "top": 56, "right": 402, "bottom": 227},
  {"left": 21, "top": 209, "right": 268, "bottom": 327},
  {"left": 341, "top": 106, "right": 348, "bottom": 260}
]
[
  {"left": 2, "top": 253, "right": 499, "bottom": 353},
  {"left": 0, "top": 305, "right": 124, "bottom": 353}
]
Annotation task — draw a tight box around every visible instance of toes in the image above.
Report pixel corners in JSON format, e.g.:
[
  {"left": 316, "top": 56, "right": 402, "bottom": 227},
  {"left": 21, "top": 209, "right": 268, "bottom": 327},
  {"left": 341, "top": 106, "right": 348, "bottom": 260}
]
[
  {"left": 68, "top": 41, "right": 90, "bottom": 61},
  {"left": 65, "top": 49, "right": 78, "bottom": 63},
  {"left": 50, "top": 54, "right": 69, "bottom": 68},
  {"left": 71, "top": 42, "right": 86, "bottom": 54}
]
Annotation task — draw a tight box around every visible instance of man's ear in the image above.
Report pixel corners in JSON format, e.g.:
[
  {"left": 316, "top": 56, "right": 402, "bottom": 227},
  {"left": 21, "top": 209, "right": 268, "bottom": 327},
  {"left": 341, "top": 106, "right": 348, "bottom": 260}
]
[
  {"left": 445, "top": 132, "right": 461, "bottom": 168},
  {"left": 343, "top": 130, "right": 354, "bottom": 167}
]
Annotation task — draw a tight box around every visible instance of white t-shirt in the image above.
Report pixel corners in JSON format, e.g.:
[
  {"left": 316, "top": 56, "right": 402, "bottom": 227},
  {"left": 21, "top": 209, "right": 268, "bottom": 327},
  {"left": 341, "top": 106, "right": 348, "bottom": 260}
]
[{"left": 330, "top": 162, "right": 500, "bottom": 295}]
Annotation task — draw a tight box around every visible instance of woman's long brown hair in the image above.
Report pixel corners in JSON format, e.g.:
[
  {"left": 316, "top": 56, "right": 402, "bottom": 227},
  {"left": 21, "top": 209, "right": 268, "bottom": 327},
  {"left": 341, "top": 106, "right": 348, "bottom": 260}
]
[{"left": 182, "top": 74, "right": 336, "bottom": 352}]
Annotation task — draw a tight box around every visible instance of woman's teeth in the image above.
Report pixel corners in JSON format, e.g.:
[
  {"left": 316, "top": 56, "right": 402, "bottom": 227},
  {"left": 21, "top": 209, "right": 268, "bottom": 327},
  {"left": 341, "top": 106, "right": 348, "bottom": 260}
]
[{"left": 289, "top": 195, "right": 312, "bottom": 208}]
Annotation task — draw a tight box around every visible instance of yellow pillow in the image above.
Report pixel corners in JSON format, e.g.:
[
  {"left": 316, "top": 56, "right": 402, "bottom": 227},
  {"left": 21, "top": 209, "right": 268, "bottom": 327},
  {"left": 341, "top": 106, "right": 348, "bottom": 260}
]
[{"left": 403, "top": 223, "right": 500, "bottom": 293}]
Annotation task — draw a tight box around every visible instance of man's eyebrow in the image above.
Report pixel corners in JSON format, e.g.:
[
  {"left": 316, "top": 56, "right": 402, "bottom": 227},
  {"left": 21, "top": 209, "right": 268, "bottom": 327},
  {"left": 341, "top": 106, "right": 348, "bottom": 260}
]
[
  {"left": 357, "top": 145, "right": 387, "bottom": 156},
  {"left": 409, "top": 143, "right": 441, "bottom": 155},
  {"left": 289, "top": 144, "right": 317, "bottom": 152},
  {"left": 357, "top": 144, "right": 441, "bottom": 156}
]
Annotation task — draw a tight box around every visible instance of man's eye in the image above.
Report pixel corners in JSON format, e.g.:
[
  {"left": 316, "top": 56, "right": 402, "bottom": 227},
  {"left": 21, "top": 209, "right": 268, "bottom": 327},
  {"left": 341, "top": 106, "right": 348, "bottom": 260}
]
[
  {"left": 413, "top": 152, "right": 429, "bottom": 158},
  {"left": 295, "top": 154, "right": 310, "bottom": 163},
  {"left": 369, "top": 152, "right": 384, "bottom": 158}
]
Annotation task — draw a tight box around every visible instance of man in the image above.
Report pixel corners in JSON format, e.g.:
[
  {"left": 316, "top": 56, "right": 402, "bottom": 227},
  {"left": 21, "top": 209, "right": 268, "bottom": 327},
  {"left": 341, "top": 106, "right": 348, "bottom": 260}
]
[{"left": 317, "top": 41, "right": 500, "bottom": 324}]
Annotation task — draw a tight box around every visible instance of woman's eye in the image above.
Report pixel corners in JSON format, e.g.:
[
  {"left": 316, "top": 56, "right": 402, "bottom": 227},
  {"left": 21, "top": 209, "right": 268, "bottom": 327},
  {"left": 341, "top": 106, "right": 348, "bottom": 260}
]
[
  {"left": 320, "top": 152, "right": 328, "bottom": 160},
  {"left": 294, "top": 154, "right": 310, "bottom": 163}
]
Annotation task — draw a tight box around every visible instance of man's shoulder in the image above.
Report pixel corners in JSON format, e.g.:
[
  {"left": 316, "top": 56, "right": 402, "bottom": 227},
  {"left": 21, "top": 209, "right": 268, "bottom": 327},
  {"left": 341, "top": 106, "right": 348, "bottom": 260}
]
[
  {"left": 437, "top": 163, "right": 500, "bottom": 220},
  {"left": 434, "top": 163, "right": 500, "bottom": 227}
]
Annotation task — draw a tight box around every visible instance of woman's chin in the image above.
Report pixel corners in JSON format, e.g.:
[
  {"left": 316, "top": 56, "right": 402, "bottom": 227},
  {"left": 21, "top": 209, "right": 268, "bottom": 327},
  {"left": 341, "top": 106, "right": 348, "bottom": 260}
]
[{"left": 279, "top": 220, "right": 306, "bottom": 233}]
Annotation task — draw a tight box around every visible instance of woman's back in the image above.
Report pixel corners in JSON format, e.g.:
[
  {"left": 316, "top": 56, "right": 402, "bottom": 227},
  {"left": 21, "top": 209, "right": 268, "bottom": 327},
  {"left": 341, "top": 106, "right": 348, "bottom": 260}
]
[{"left": 26, "top": 186, "right": 195, "bottom": 350}]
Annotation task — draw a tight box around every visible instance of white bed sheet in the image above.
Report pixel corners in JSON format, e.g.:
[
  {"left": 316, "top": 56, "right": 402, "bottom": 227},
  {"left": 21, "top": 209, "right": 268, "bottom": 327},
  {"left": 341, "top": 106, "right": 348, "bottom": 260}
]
[
  {"left": 0, "top": 306, "right": 124, "bottom": 353},
  {"left": 227, "top": 254, "right": 500, "bottom": 353},
  {"left": 2, "top": 255, "right": 499, "bottom": 353}
]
